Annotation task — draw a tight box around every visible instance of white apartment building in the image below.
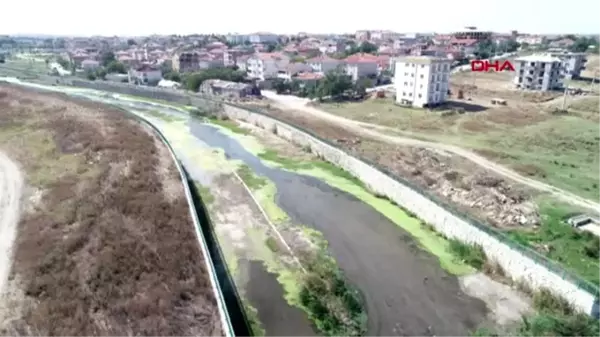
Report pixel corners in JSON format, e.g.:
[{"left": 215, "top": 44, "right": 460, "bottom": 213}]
[
  {"left": 514, "top": 54, "right": 563, "bottom": 91},
  {"left": 246, "top": 53, "right": 290, "bottom": 81},
  {"left": 394, "top": 56, "right": 451, "bottom": 108}
]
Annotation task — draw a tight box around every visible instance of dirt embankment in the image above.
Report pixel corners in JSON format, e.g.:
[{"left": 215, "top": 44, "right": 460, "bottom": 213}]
[
  {"left": 249, "top": 104, "right": 539, "bottom": 229},
  {"left": 0, "top": 85, "right": 223, "bottom": 336}
]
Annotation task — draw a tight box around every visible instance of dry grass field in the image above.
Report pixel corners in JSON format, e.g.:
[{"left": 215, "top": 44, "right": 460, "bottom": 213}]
[{"left": 0, "top": 84, "right": 223, "bottom": 336}]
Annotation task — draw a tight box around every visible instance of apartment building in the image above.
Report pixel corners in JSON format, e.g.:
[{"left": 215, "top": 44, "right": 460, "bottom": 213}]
[
  {"left": 513, "top": 54, "right": 563, "bottom": 91},
  {"left": 394, "top": 56, "right": 451, "bottom": 108},
  {"left": 307, "top": 55, "right": 342, "bottom": 74},
  {"left": 248, "top": 33, "right": 279, "bottom": 44},
  {"left": 246, "top": 53, "right": 290, "bottom": 81},
  {"left": 172, "top": 51, "right": 200, "bottom": 73},
  {"left": 549, "top": 52, "right": 587, "bottom": 79}
]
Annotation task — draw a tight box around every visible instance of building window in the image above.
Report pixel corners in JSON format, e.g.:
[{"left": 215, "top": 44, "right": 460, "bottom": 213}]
[
  {"left": 404, "top": 82, "right": 408, "bottom": 86},
  {"left": 411, "top": 73, "right": 414, "bottom": 77},
  {"left": 420, "top": 74, "right": 424, "bottom": 79},
  {"left": 402, "top": 92, "right": 406, "bottom": 96},
  {"left": 409, "top": 92, "right": 412, "bottom": 96},
  {"left": 418, "top": 94, "right": 422, "bottom": 98}
]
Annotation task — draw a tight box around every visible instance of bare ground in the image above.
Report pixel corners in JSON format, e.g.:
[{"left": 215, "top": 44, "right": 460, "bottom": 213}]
[
  {"left": 0, "top": 85, "right": 223, "bottom": 336},
  {"left": 244, "top": 103, "right": 540, "bottom": 229}
]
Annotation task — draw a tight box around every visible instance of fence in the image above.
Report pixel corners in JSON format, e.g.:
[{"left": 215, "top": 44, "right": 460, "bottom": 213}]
[{"left": 63, "top": 79, "right": 600, "bottom": 315}]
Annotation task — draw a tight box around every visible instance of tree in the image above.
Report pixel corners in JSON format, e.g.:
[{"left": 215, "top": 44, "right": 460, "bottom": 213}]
[
  {"left": 183, "top": 67, "right": 247, "bottom": 92},
  {"left": 100, "top": 51, "right": 116, "bottom": 67},
  {"left": 56, "top": 56, "right": 70, "bottom": 70},
  {"left": 316, "top": 67, "right": 353, "bottom": 100},
  {"left": 163, "top": 71, "right": 181, "bottom": 82},
  {"left": 273, "top": 78, "right": 291, "bottom": 94},
  {"left": 267, "top": 43, "right": 277, "bottom": 53},
  {"left": 570, "top": 37, "right": 599, "bottom": 53},
  {"left": 359, "top": 41, "right": 378, "bottom": 54},
  {"left": 127, "top": 39, "right": 136, "bottom": 46},
  {"left": 106, "top": 61, "right": 127, "bottom": 74}
]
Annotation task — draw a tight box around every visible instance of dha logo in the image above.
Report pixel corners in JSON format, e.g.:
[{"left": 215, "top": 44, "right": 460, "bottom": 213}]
[{"left": 471, "top": 60, "right": 515, "bottom": 72}]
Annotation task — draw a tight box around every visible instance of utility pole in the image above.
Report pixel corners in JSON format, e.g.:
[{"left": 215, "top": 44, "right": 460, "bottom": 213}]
[{"left": 561, "top": 81, "right": 569, "bottom": 111}]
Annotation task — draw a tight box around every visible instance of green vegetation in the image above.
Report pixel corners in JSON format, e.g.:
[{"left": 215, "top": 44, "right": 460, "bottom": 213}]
[
  {"left": 195, "top": 181, "right": 215, "bottom": 206},
  {"left": 299, "top": 252, "right": 367, "bottom": 336},
  {"left": 258, "top": 149, "right": 367, "bottom": 189},
  {"left": 143, "top": 109, "right": 184, "bottom": 122},
  {"left": 236, "top": 164, "right": 267, "bottom": 189},
  {"left": 273, "top": 67, "right": 371, "bottom": 100},
  {"left": 448, "top": 240, "right": 487, "bottom": 269},
  {"left": 208, "top": 117, "right": 250, "bottom": 135},
  {"left": 183, "top": 67, "right": 246, "bottom": 92},
  {"left": 472, "top": 288, "right": 599, "bottom": 337},
  {"left": 243, "top": 300, "right": 265, "bottom": 336},
  {"left": 507, "top": 199, "right": 600, "bottom": 287}
]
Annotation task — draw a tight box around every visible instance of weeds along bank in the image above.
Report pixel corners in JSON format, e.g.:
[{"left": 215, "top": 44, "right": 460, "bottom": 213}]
[
  {"left": 0, "top": 84, "right": 230, "bottom": 335},
  {"left": 59, "top": 80, "right": 599, "bottom": 316}
]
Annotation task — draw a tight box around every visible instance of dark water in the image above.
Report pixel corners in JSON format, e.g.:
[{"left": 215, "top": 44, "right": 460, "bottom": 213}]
[{"left": 245, "top": 260, "right": 316, "bottom": 336}]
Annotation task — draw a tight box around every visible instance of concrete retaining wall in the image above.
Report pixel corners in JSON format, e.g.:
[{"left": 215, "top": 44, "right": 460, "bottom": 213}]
[{"left": 62, "top": 80, "right": 599, "bottom": 316}]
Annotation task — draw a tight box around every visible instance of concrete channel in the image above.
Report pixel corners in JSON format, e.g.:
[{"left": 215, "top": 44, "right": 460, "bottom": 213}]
[{"left": 2, "top": 80, "right": 495, "bottom": 336}]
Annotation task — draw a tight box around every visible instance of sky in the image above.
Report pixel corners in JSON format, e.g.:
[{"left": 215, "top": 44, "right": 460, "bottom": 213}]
[{"left": 2, "top": 0, "right": 599, "bottom": 36}]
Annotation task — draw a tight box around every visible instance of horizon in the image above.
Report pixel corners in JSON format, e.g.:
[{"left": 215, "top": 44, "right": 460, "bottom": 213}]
[{"left": 1, "top": 0, "right": 599, "bottom": 37}]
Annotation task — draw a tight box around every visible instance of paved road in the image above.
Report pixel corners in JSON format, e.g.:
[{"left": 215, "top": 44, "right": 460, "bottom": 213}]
[
  {"left": 0, "top": 152, "right": 24, "bottom": 293},
  {"left": 261, "top": 91, "right": 600, "bottom": 212}
]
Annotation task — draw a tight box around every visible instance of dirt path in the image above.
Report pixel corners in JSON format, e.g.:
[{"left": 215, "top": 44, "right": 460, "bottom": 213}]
[
  {"left": 0, "top": 152, "right": 23, "bottom": 294},
  {"left": 261, "top": 91, "right": 599, "bottom": 212}
]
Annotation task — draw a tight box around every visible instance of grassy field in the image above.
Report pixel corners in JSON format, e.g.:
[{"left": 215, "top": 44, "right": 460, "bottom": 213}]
[
  {"left": 0, "top": 85, "right": 223, "bottom": 335},
  {"left": 319, "top": 98, "right": 600, "bottom": 200}
]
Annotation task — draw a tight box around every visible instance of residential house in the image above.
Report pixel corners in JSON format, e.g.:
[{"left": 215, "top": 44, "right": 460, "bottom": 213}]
[
  {"left": 549, "top": 38, "right": 576, "bottom": 49},
  {"left": 319, "top": 40, "right": 345, "bottom": 54},
  {"left": 513, "top": 54, "right": 563, "bottom": 91},
  {"left": 355, "top": 30, "right": 371, "bottom": 41},
  {"left": 276, "top": 62, "right": 313, "bottom": 81},
  {"left": 344, "top": 53, "right": 380, "bottom": 81},
  {"left": 172, "top": 51, "right": 200, "bottom": 73},
  {"left": 293, "top": 72, "right": 324, "bottom": 87},
  {"left": 81, "top": 59, "right": 100, "bottom": 71},
  {"left": 246, "top": 53, "right": 290, "bottom": 81},
  {"left": 128, "top": 64, "right": 162, "bottom": 85},
  {"left": 516, "top": 35, "right": 546, "bottom": 45},
  {"left": 198, "top": 54, "right": 224, "bottom": 69},
  {"left": 70, "top": 50, "right": 91, "bottom": 67},
  {"left": 236, "top": 54, "right": 252, "bottom": 71},
  {"left": 306, "top": 55, "right": 342, "bottom": 74},
  {"left": 199, "top": 79, "right": 253, "bottom": 98},
  {"left": 449, "top": 38, "right": 478, "bottom": 56},
  {"left": 394, "top": 56, "right": 451, "bottom": 108}
]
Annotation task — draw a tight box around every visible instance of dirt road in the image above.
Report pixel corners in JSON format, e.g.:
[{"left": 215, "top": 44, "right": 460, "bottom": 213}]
[
  {"left": 261, "top": 91, "right": 599, "bottom": 212},
  {"left": 0, "top": 152, "right": 23, "bottom": 294}
]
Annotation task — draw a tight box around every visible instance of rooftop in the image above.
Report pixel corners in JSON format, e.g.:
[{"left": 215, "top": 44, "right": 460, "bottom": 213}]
[
  {"left": 395, "top": 55, "right": 451, "bottom": 64},
  {"left": 515, "top": 54, "right": 562, "bottom": 63}
]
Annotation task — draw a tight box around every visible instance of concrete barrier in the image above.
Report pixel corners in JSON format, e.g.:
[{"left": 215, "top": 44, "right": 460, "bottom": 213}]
[{"left": 63, "top": 80, "right": 599, "bottom": 316}]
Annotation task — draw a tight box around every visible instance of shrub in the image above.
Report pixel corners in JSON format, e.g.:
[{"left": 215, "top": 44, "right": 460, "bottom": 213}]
[{"left": 448, "top": 240, "right": 486, "bottom": 269}]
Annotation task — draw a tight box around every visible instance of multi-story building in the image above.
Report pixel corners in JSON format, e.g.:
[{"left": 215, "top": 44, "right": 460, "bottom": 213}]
[
  {"left": 394, "top": 56, "right": 451, "bottom": 108},
  {"left": 513, "top": 54, "right": 563, "bottom": 91},
  {"left": 172, "top": 51, "right": 200, "bottom": 73},
  {"left": 246, "top": 53, "right": 290, "bottom": 81},
  {"left": 225, "top": 34, "right": 250, "bottom": 45},
  {"left": 248, "top": 33, "right": 279, "bottom": 44},
  {"left": 128, "top": 64, "right": 162, "bottom": 85},
  {"left": 549, "top": 52, "right": 587, "bottom": 79}
]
